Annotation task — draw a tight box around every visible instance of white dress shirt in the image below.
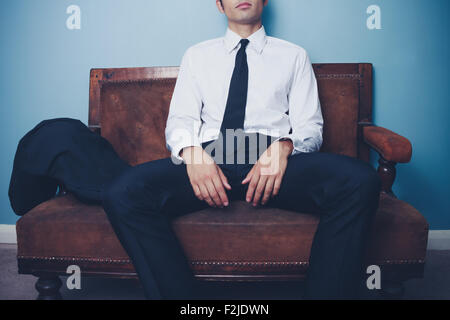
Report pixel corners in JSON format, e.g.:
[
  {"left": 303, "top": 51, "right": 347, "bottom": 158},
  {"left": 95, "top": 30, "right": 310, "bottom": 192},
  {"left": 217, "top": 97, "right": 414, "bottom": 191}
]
[{"left": 165, "top": 25, "right": 323, "bottom": 162}]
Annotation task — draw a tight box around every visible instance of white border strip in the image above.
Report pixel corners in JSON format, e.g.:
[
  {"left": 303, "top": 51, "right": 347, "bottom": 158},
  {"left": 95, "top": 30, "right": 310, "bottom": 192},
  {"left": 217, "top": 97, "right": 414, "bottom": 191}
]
[
  {"left": 427, "top": 230, "right": 450, "bottom": 250},
  {"left": 0, "top": 225, "right": 449, "bottom": 250},
  {"left": 0, "top": 224, "right": 17, "bottom": 244}
]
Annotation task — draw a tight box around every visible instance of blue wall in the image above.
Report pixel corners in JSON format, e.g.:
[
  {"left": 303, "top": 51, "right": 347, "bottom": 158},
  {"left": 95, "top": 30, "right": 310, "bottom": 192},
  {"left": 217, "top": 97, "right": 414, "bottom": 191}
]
[{"left": 1, "top": 0, "right": 449, "bottom": 228}]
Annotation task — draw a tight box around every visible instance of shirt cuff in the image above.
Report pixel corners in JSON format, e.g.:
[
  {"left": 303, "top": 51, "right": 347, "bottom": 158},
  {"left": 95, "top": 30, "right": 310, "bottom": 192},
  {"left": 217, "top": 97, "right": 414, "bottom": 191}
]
[
  {"left": 273, "top": 134, "right": 305, "bottom": 156},
  {"left": 170, "top": 134, "right": 202, "bottom": 163}
]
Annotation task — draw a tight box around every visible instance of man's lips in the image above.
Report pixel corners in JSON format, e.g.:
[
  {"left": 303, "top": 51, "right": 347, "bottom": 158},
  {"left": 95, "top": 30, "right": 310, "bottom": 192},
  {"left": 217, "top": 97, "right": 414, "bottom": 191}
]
[{"left": 236, "top": 2, "right": 252, "bottom": 9}]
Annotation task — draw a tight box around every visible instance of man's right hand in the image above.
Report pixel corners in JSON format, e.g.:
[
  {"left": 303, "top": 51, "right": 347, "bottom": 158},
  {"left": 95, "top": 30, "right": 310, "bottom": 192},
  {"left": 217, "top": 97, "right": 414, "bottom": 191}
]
[{"left": 180, "top": 146, "right": 231, "bottom": 208}]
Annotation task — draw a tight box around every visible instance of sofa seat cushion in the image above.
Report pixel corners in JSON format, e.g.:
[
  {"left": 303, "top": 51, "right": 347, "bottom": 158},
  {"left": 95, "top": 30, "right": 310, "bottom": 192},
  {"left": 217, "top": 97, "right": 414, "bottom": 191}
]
[{"left": 16, "top": 192, "right": 428, "bottom": 277}]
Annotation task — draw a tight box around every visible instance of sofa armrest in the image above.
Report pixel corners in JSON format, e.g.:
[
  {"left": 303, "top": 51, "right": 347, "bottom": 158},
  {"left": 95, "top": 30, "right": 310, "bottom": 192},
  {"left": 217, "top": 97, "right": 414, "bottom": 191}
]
[
  {"left": 360, "top": 124, "right": 413, "bottom": 197},
  {"left": 363, "top": 126, "right": 412, "bottom": 163}
]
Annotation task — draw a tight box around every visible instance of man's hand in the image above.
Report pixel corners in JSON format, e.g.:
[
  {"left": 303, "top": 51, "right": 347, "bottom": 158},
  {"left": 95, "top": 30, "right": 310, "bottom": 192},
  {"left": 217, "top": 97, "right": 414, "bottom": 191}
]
[
  {"left": 242, "top": 140, "right": 293, "bottom": 206},
  {"left": 181, "top": 146, "right": 231, "bottom": 208}
]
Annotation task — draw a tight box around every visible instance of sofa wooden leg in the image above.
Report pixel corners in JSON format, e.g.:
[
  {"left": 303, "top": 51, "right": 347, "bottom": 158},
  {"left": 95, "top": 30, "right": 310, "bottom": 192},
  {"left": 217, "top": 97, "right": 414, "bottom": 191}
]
[
  {"left": 380, "top": 280, "right": 405, "bottom": 299},
  {"left": 35, "top": 275, "right": 62, "bottom": 300}
]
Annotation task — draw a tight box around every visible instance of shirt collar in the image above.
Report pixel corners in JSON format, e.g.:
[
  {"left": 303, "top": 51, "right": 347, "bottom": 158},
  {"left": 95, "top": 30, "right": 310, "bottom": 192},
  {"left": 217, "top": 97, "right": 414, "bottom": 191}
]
[{"left": 223, "top": 25, "right": 267, "bottom": 55}]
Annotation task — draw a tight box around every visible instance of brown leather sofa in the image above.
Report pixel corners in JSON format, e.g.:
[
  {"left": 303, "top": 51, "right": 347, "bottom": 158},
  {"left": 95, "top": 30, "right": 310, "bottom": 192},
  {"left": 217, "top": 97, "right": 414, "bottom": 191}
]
[{"left": 16, "top": 64, "right": 429, "bottom": 299}]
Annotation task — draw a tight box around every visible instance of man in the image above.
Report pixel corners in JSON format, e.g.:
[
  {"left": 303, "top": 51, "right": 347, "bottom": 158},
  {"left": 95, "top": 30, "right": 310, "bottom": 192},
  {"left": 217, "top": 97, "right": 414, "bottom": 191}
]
[{"left": 101, "top": 0, "right": 381, "bottom": 300}]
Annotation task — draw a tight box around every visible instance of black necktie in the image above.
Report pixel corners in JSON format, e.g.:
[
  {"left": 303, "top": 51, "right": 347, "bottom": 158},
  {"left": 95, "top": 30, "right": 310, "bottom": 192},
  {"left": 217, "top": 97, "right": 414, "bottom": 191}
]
[
  {"left": 210, "top": 38, "right": 273, "bottom": 164},
  {"left": 220, "top": 39, "right": 250, "bottom": 133}
]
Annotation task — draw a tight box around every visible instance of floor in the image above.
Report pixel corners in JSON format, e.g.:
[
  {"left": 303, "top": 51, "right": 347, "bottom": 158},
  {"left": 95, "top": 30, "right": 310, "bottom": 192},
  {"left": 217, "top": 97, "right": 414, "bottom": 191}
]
[{"left": 1, "top": 244, "right": 449, "bottom": 300}]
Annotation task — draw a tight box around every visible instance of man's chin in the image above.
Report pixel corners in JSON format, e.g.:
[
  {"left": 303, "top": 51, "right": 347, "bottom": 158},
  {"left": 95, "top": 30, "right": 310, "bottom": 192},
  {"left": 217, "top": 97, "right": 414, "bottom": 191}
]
[{"left": 231, "top": 16, "right": 260, "bottom": 25}]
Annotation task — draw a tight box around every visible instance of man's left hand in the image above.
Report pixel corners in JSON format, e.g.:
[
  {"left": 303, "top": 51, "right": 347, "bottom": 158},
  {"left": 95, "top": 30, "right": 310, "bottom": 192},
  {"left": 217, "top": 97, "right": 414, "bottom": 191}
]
[{"left": 242, "top": 139, "right": 293, "bottom": 206}]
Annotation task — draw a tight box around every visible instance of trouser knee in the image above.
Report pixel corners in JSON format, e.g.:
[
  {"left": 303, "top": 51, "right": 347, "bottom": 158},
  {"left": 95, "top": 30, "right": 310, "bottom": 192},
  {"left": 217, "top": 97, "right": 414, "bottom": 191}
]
[
  {"left": 353, "top": 164, "right": 382, "bottom": 202},
  {"left": 101, "top": 169, "right": 145, "bottom": 217},
  {"left": 103, "top": 167, "right": 169, "bottom": 221}
]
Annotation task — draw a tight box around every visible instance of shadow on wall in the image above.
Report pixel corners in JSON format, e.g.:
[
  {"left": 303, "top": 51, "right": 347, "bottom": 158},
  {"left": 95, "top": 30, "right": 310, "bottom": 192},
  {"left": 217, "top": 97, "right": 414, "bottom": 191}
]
[{"left": 262, "top": 1, "right": 276, "bottom": 34}]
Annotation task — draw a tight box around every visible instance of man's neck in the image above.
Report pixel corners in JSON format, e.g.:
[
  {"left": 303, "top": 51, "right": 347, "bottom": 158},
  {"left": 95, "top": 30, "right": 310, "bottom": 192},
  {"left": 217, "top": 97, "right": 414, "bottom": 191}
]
[{"left": 228, "top": 21, "right": 262, "bottom": 39}]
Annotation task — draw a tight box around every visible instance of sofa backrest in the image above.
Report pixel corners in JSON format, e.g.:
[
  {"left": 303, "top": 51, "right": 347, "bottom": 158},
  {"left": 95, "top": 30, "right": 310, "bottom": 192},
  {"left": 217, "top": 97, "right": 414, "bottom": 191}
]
[{"left": 89, "top": 64, "right": 373, "bottom": 166}]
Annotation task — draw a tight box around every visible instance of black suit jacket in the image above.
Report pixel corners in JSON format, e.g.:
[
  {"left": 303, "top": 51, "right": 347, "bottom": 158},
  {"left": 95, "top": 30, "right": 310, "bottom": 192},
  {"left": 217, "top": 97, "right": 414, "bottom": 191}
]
[{"left": 9, "top": 118, "right": 130, "bottom": 215}]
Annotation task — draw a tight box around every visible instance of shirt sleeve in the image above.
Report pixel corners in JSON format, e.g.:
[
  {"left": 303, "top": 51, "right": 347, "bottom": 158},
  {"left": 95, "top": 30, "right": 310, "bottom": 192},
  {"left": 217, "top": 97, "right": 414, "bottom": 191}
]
[
  {"left": 273, "top": 50, "right": 323, "bottom": 156},
  {"left": 165, "top": 47, "right": 203, "bottom": 162}
]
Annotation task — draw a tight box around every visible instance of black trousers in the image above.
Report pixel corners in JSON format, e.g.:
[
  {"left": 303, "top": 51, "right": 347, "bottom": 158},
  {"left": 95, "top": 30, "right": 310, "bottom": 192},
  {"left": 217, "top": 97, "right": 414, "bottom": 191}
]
[{"left": 101, "top": 138, "right": 381, "bottom": 300}]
